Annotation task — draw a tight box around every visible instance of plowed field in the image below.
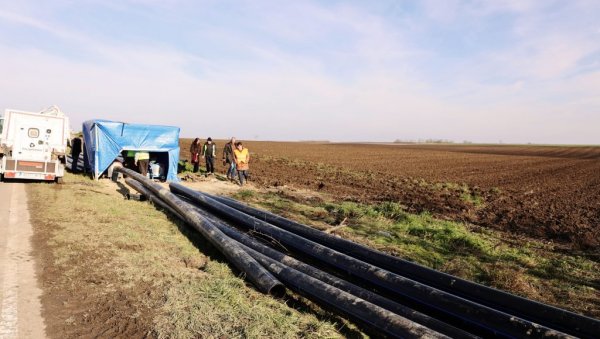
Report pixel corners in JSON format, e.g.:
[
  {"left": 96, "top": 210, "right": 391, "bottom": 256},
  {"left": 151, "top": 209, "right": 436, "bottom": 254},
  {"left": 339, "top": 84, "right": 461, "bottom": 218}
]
[{"left": 180, "top": 141, "right": 600, "bottom": 250}]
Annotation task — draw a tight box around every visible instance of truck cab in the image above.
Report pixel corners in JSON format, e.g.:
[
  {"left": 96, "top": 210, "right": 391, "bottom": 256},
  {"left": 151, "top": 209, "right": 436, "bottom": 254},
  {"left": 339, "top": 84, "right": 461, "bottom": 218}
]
[{"left": 0, "top": 106, "right": 69, "bottom": 182}]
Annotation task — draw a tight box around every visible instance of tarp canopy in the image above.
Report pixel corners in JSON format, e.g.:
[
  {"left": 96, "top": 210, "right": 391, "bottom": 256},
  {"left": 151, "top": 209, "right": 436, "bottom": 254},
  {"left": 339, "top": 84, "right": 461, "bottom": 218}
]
[{"left": 82, "top": 119, "right": 180, "bottom": 181}]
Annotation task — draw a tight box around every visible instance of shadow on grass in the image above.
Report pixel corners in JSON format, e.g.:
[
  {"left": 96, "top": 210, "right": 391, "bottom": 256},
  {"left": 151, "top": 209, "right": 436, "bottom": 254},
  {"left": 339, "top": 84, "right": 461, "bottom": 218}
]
[
  {"left": 281, "top": 293, "right": 365, "bottom": 339},
  {"left": 115, "top": 181, "right": 133, "bottom": 199},
  {"left": 126, "top": 193, "right": 367, "bottom": 338}
]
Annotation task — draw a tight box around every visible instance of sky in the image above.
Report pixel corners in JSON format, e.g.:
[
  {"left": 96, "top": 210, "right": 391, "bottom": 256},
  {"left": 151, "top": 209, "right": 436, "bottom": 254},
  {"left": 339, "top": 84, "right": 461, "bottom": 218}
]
[{"left": 0, "top": 0, "right": 599, "bottom": 144}]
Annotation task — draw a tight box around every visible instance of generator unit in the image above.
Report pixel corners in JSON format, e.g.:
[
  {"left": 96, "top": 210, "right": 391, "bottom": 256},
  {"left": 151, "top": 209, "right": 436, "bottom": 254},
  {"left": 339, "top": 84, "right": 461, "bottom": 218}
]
[{"left": 0, "top": 106, "right": 70, "bottom": 182}]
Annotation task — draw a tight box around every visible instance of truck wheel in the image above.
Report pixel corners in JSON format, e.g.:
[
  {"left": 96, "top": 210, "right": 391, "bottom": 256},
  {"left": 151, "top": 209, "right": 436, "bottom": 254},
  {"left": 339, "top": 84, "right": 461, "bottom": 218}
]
[{"left": 55, "top": 177, "right": 64, "bottom": 184}]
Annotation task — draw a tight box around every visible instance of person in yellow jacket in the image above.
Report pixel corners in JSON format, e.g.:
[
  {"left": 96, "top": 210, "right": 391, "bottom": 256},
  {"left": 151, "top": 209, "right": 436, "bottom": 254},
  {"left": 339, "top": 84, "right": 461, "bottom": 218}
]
[
  {"left": 134, "top": 151, "right": 150, "bottom": 177},
  {"left": 233, "top": 142, "right": 250, "bottom": 186}
]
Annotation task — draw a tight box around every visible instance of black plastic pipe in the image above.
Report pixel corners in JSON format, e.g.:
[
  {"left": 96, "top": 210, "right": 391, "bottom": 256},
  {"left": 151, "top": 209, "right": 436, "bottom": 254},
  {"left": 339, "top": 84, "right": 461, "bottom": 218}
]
[
  {"left": 126, "top": 179, "right": 451, "bottom": 338},
  {"left": 243, "top": 243, "right": 449, "bottom": 339},
  {"left": 115, "top": 168, "right": 284, "bottom": 296},
  {"left": 207, "top": 193, "right": 600, "bottom": 339},
  {"left": 124, "top": 178, "right": 181, "bottom": 216},
  {"left": 171, "top": 183, "right": 572, "bottom": 338},
  {"left": 184, "top": 201, "right": 478, "bottom": 339}
]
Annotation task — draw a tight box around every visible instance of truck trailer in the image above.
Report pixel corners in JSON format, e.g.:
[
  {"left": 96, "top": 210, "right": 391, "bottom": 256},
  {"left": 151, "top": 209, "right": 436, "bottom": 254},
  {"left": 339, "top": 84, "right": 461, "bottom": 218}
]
[{"left": 0, "top": 106, "right": 70, "bottom": 182}]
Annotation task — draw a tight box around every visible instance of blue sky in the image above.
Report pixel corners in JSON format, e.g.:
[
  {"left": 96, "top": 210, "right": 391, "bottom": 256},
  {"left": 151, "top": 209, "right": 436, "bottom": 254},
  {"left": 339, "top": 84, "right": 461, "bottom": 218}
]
[{"left": 0, "top": 0, "right": 599, "bottom": 143}]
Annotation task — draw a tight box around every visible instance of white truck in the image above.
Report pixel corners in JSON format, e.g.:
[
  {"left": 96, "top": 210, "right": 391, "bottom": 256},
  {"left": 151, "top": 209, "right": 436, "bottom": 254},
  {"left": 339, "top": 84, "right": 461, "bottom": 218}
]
[{"left": 0, "top": 106, "right": 70, "bottom": 183}]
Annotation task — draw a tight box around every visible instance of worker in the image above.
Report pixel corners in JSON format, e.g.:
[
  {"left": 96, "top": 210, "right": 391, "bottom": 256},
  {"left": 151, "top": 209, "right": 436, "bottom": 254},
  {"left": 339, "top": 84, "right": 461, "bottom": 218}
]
[
  {"left": 124, "top": 150, "right": 136, "bottom": 169},
  {"left": 134, "top": 151, "right": 150, "bottom": 177},
  {"left": 70, "top": 136, "right": 82, "bottom": 173},
  {"left": 233, "top": 141, "right": 250, "bottom": 186},
  {"left": 202, "top": 137, "right": 217, "bottom": 176},
  {"left": 82, "top": 139, "right": 89, "bottom": 174},
  {"left": 222, "top": 137, "right": 236, "bottom": 180},
  {"left": 190, "top": 138, "right": 202, "bottom": 173}
]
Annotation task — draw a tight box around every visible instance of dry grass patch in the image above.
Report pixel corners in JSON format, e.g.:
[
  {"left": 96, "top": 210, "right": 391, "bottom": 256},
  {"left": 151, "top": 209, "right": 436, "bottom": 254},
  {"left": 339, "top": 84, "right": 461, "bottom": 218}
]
[{"left": 28, "top": 173, "right": 352, "bottom": 338}]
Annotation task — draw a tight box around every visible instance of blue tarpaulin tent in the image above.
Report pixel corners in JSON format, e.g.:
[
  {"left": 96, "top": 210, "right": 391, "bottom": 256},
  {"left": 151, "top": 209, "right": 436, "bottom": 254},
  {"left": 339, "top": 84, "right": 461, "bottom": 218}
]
[{"left": 82, "top": 120, "right": 180, "bottom": 181}]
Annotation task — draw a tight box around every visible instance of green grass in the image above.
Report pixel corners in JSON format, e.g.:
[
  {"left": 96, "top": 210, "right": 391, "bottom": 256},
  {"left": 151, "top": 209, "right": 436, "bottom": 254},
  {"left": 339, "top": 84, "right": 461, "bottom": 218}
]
[
  {"left": 178, "top": 160, "right": 194, "bottom": 172},
  {"left": 431, "top": 182, "right": 485, "bottom": 206},
  {"left": 459, "top": 192, "right": 484, "bottom": 206},
  {"left": 236, "top": 190, "right": 600, "bottom": 318},
  {"left": 236, "top": 189, "right": 255, "bottom": 199},
  {"left": 27, "top": 173, "right": 352, "bottom": 338},
  {"left": 26, "top": 172, "right": 600, "bottom": 336}
]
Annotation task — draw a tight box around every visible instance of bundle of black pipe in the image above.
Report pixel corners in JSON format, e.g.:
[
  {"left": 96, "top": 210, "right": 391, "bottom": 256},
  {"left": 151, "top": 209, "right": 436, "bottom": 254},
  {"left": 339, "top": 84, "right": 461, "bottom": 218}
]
[
  {"left": 170, "top": 183, "right": 575, "bottom": 338},
  {"left": 202, "top": 193, "right": 600, "bottom": 339},
  {"left": 181, "top": 198, "right": 478, "bottom": 339},
  {"left": 115, "top": 167, "right": 284, "bottom": 295},
  {"left": 124, "top": 178, "right": 450, "bottom": 338},
  {"left": 124, "top": 178, "right": 181, "bottom": 219}
]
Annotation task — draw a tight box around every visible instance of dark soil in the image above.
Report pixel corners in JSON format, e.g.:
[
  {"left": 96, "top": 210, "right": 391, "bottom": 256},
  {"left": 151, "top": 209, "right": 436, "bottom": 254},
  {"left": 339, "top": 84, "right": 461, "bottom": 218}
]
[
  {"left": 30, "top": 199, "right": 157, "bottom": 338},
  {"left": 181, "top": 140, "right": 600, "bottom": 250}
]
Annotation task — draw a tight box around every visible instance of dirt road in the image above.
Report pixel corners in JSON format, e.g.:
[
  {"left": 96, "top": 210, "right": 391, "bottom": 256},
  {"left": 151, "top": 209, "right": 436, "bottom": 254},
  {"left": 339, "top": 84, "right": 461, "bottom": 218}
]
[{"left": 0, "top": 183, "right": 46, "bottom": 338}]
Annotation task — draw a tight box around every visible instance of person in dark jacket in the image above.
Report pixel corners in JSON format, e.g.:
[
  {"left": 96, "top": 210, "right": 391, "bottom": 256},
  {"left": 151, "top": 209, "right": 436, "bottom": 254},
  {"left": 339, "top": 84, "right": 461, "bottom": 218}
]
[
  {"left": 70, "top": 136, "right": 82, "bottom": 173},
  {"left": 190, "top": 138, "right": 202, "bottom": 173},
  {"left": 202, "top": 137, "right": 217, "bottom": 176},
  {"left": 222, "top": 137, "right": 236, "bottom": 180},
  {"left": 82, "top": 139, "right": 89, "bottom": 174}
]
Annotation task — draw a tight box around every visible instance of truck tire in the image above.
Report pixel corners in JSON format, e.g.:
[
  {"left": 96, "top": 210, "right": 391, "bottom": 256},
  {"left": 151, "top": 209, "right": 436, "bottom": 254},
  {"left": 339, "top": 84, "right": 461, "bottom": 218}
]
[{"left": 55, "top": 177, "right": 64, "bottom": 184}]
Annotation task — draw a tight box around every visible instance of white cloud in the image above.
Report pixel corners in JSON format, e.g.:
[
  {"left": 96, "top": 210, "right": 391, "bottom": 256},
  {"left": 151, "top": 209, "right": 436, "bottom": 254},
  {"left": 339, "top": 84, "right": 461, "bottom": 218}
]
[
  {"left": 0, "top": 40, "right": 459, "bottom": 141},
  {"left": 0, "top": 1, "right": 598, "bottom": 144}
]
